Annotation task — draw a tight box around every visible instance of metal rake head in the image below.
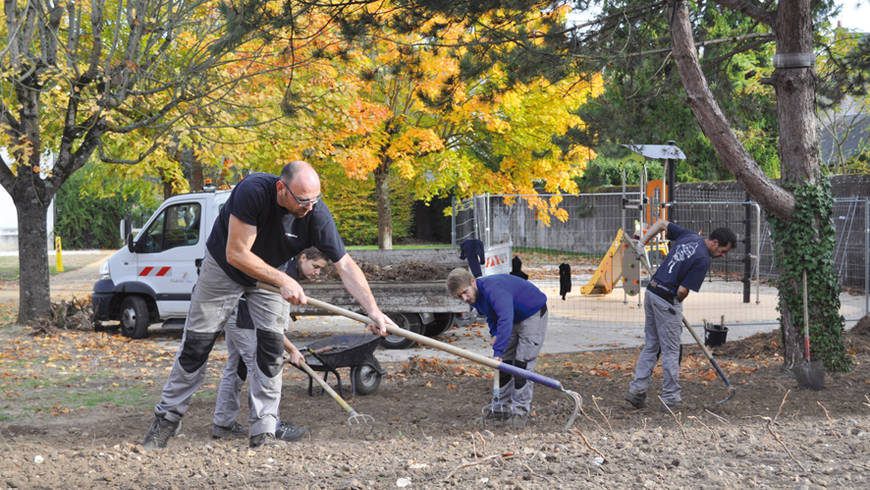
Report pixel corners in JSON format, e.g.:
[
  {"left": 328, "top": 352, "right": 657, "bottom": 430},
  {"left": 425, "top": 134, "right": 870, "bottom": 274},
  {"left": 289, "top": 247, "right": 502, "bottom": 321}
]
[
  {"left": 480, "top": 401, "right": 507, "bottom": 426},
  {"left": 562, "top": 390, "right": 583, "bottom": 431},
  {"left": 347, "top": 412, "right": 375, "bottom": 435}
]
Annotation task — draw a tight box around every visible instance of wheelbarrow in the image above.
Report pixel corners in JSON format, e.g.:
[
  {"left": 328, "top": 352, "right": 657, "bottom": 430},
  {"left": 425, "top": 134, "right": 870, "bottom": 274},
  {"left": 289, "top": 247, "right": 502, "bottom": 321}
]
[{"left": 299, "top": 334, "right": 385, "bottom": 397}]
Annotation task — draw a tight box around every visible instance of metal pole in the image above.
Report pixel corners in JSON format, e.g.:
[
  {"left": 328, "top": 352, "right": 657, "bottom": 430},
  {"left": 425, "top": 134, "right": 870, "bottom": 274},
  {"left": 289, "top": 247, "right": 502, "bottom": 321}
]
[
  {"left": 743, "top": 196, "right": 751, "bottom": 303},
  {"left": 755, "top": 202, "right": 761, "bottom": 304},
  {"left": 451, "top": 196, "right": 457, "bottom": 248},
  {"left": 639, "top": 162, "right": 647, "bottom": 307},
  {"left": 622, "top": 168, "right": 627, "bottom": 304},
  {"left": 865, "top": 198, "right": 869, "bottom": 316}
]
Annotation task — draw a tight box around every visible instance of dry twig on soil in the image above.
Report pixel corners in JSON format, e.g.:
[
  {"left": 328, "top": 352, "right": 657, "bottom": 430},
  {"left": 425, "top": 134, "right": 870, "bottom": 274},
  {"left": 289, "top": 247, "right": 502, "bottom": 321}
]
[
  {"left": 592, "top": 396, "right": 613, "bottom": 434},
  {"left": 705, "top": 408, "right": 731, "bottom": 425},
  {"left": 817, "top": 401, "right": 841, "bottom": 439},
  {"left": 761, "top": 416, "right": 806, "bottom": 471},
  {"left": 572, "top": 428, "right": 607, "bottom": 463},
  {"left": 773, "top": 390, "right": 791, "bottom": 424},
  {"left": 578, "top": 400, "right": 606, "bottom": 433},
  {"left": 658, "top": 395, "right": 687, "bottom": 440},
  {"left": 443, "top": 453, "right": 512, "bottom": 481},
  {"left": 688, "top": 416, "right": 721, "bottom": 453},
  {"left": 522, "top": 462, "right": 558, "bottom": 484}
]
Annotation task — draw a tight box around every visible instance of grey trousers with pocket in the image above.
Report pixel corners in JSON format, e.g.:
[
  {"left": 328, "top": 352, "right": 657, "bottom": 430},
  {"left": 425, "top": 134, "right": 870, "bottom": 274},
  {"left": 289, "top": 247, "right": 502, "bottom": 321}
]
[
  {"left": 153, "top": 250, "right": 289, "bottom": 436},
  {"left": 497, "top": 308, "right": 548, "bottom": 416},
  {"left": 629, "top": 291, "right": 683, "bottom": 403},
  {"left": 212, "top": 307, "right": 255, "bottom": 429}
]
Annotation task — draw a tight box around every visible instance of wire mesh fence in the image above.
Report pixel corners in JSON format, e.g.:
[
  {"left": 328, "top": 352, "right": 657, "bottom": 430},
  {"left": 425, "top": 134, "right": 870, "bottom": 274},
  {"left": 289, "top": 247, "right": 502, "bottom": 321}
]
[{"left": 451, "top": 191, "right": 869, "bottom": 334}]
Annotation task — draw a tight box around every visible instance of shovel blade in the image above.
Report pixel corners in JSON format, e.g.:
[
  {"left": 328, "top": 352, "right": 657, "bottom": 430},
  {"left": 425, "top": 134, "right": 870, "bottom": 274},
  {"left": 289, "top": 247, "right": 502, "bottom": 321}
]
[{"left": 792, "top": 360, "right": 825, "bottom": 390}]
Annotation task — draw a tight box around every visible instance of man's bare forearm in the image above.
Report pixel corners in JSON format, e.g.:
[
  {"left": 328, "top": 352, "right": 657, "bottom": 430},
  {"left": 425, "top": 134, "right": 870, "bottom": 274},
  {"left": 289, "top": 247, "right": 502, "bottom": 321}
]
[
  {"left": 640, "top": 219, "right": 670, "bottom": 245},
  {"left": 333, "top": 254, "right": 380, "bottom": 315}
]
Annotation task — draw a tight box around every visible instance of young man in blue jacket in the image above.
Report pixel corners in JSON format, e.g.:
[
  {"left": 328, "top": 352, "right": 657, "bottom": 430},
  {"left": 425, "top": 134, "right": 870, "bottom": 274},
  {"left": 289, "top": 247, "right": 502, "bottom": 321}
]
[
  {"left": 625, "top": 219, "right": 735, "bottom": 412},
  {"left": 447, "top": 268, "right": 548, "bottom": 429}
]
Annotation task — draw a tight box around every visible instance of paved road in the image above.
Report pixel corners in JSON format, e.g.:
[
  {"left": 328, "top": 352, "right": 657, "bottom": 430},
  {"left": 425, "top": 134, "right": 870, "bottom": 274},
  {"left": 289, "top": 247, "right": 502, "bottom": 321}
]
[{"left": 9, "top": 249, "right": 866, "bottom": 364}]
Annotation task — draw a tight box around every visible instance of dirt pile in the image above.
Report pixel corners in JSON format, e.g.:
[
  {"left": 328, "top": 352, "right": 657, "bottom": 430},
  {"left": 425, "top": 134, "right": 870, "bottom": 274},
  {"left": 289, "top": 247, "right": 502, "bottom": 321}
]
[{"left": 320, "top": 260, "right": 455, "bottom": 282}]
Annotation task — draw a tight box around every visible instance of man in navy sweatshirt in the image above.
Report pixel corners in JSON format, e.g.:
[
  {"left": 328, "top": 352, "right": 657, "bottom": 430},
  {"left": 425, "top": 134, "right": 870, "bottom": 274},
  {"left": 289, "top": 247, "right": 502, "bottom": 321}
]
[{"left": 446, "top": 268, "right": 548, "bottom": 429}]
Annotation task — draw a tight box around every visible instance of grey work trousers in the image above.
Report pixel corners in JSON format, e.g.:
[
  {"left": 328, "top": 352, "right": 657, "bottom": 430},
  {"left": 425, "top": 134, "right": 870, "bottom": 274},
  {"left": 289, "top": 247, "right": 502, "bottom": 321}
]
[
  {"left": 153, "top": 250, "right": 289, "bottom": 436},
  {"left": 629, "top": 291, "right": 683, "bottom": 403},
  {"left": 497, "top": 308, "right": 548, "bottom": 416},
  {"left": 212, "top": 308, "right": 256, "bottom": 430}
]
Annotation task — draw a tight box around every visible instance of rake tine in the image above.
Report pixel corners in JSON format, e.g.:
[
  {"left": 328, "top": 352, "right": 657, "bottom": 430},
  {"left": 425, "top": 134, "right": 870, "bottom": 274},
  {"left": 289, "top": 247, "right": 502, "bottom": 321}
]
[
  {"left": 347, "top": 411, "right": 375, "bottom": 434},
  {"left": 297, "top": 359, "right": 375, "bottom": 435},
  {"left": 562, "top": 389, "right": 583, "bottom": 431}
]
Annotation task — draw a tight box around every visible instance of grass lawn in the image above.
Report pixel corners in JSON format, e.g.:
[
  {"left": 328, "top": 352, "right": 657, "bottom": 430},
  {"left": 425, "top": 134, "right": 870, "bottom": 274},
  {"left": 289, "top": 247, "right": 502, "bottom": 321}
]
[{"left": 0, "top": 252, "right": 106, "bottom": 280}]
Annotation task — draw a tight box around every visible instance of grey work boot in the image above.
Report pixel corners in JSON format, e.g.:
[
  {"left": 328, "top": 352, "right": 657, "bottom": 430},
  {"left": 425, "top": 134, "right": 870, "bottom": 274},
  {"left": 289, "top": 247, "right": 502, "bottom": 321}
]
[
  {"left": 249, "top": 432, "right": 278, "bottom": 449},
  {"left": 624, "top": 391, "right": 646, "bottom": 409},
  {"left": 212, "top": 421, "right": 246, "bottom": 439},
  {"left": 275, "top": 420, "right": 308, "bottom": 442},
  {"left": 142, "top": 415, "right": 181, "bottom": 450}
]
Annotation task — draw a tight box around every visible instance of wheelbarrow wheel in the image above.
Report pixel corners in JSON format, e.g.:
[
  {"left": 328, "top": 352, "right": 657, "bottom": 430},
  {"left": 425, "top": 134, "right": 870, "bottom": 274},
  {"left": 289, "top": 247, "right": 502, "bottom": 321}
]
[
  {"left": 382, "top": 313, "right": 423, "bottom": 349},
  {"left": 351, "top": 362, "right": 382, "bottom": 396}
]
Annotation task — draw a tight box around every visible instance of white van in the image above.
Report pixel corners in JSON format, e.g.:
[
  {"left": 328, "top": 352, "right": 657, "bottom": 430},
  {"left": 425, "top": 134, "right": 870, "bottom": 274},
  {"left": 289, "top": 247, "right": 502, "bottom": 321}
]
[{"left": 92, "top": 188, "right": 231, "bottom": 338}]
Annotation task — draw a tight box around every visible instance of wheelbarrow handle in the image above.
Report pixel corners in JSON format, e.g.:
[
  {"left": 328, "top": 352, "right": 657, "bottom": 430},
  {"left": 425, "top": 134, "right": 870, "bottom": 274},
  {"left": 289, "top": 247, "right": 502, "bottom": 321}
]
[{"left": 257, "top": 282, "right": 566, "bottom": 392}]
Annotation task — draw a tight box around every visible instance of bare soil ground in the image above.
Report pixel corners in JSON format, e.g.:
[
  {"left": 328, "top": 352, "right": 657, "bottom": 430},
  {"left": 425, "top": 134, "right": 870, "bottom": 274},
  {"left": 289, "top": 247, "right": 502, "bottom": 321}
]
[{"left": 0, "top": 253, "right": 869, "bottom": 488}]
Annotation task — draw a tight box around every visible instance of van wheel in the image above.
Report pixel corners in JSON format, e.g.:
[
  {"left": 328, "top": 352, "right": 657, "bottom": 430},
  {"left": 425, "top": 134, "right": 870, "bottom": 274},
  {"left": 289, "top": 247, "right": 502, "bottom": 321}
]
[
  {"left": 120, "top": 296, "right": 150, "bottom": 339},
  {"left": 382, "top": 313, "right": 423, "bottom": 349},
  {"left": 424, "top": 313, "right": 457, "bottom": 337}
]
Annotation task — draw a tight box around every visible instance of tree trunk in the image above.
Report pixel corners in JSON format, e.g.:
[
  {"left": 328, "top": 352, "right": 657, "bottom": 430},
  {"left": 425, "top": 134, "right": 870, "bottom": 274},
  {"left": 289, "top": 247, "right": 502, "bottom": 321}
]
[
  {"left": 670, "top": 0, "right": 850, "bottom": 371},
  {"left": 768, "top": 3, "right": 820, "bottom": 369},
  {"left": 16, "top": 186, "right": 52, "bottom": 324},
  {"left": 374, "top": 162, "right": 393, "bottom": 250}
]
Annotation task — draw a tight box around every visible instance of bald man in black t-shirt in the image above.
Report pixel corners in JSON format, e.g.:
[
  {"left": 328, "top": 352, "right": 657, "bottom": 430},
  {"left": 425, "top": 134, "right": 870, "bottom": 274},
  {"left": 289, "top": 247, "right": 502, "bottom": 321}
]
[{"left": 143, "top": 161, "right": 394, "bottom": 450}]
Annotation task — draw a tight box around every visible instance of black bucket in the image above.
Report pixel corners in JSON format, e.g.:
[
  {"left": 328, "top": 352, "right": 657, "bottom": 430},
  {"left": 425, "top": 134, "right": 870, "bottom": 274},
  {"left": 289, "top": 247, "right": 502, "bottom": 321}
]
[{"left": 704, "top": 324, "right": 728, "bottom": 347}]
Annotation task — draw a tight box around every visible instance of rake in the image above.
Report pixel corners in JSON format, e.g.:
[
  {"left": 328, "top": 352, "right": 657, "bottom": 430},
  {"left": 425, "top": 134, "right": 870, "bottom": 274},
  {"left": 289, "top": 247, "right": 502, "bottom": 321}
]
[{"left": 259, "top": 282, "right": 582, "bottom": 430}]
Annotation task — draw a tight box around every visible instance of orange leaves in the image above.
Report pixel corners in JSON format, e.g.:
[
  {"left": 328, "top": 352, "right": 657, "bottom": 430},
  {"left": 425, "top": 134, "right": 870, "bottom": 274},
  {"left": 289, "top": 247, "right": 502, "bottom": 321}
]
[{"left": 50, "top": 403, "right": 70, "bottom": 416}]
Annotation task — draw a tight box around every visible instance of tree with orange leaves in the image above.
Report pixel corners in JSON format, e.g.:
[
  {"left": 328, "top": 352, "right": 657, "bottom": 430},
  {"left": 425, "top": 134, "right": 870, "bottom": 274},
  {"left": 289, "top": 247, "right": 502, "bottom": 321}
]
[{"left": 273, "top": 4, "right": 602, "bottom": 248}]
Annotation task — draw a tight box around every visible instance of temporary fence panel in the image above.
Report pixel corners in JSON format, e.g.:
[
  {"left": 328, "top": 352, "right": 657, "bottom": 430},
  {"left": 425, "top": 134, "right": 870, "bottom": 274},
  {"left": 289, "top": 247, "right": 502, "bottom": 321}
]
[{"left": 452, "top": 193, "right": 869, "bottom": 339}]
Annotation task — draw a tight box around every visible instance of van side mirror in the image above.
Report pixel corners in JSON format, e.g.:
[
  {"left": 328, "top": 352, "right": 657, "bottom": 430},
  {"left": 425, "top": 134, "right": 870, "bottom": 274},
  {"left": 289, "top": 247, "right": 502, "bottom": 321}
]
[{"left": 123, "top": 214, "right": 134, "bottom": 252}]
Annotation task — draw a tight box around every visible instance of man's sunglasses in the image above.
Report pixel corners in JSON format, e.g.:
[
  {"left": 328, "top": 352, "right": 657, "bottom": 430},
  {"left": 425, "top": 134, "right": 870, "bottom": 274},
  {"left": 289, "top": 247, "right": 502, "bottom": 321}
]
[{"left": 283, "top": 181, "right": 321, "bottom": 206}]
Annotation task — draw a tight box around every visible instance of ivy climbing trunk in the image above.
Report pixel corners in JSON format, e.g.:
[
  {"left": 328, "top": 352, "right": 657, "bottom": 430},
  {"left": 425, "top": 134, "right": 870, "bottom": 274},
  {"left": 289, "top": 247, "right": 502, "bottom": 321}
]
[
  {"left": 669, "top": 0, "right": 851, "bottom": 371},
  {"left": 16, "top": 186, "right": 52, "bottom": 324},
  {"left": 374, "top": 161, "right": 393, "bottom": 250},
  {"left": 768, "top": 183, "right": 850, "bottom": 371}
]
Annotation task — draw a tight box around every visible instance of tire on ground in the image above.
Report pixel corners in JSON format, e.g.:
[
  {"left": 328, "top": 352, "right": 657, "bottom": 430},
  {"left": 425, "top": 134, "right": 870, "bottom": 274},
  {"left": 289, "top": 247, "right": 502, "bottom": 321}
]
[
  {"left": 381, "top": 313, "right": 423, "bottom": 349},
  {"left": 424, "top": 312, "right": 457, "bottom": 337},
  {"left": 351, "top": 358, "right": 382, "bottom": 395},
  {"left": 119, "top": 295, "right": 150, "bottom": 339}
]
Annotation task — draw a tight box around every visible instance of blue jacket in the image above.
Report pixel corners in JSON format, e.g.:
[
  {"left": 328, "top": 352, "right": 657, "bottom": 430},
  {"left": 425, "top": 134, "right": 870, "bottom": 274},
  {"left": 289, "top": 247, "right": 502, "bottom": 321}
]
[{"left": 470, "top": 274, "right": 546, "bottom": 358}]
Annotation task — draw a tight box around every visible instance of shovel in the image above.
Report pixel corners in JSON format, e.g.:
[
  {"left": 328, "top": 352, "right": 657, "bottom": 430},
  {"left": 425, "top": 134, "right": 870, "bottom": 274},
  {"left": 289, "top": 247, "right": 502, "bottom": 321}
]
[
  {"left": 259, "top": 282, "right": 583, "bottom": 430},
  {"left": 792, "top": 270, "right": 825, "bottom": 390}
]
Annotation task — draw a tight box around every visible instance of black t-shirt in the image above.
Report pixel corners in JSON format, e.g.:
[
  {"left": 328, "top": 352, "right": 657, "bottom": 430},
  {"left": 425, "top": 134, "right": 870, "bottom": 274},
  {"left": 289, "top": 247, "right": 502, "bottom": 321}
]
[{"left": 205, "top": 172, "right": 346, "bottom": 286}]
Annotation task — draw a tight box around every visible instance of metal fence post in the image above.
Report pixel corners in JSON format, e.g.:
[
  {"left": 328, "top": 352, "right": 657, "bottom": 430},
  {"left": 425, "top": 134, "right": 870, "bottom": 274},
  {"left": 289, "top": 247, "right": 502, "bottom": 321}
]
[{"left": 451, "top": 196, "right": 456, "bottom": 248}]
